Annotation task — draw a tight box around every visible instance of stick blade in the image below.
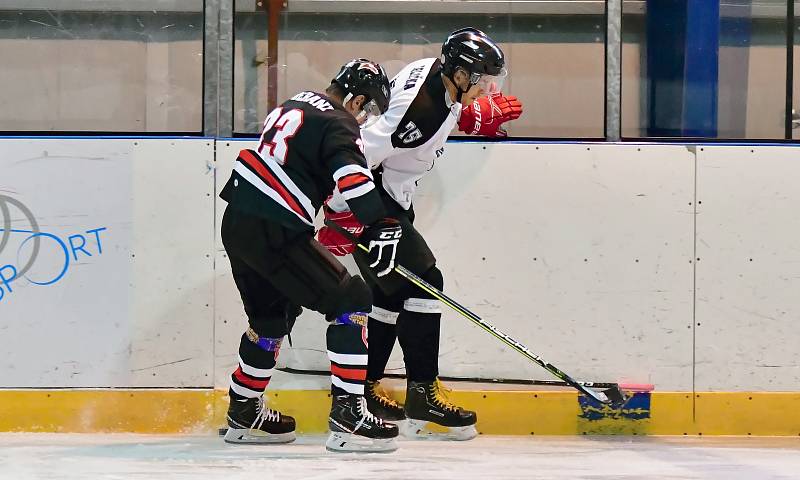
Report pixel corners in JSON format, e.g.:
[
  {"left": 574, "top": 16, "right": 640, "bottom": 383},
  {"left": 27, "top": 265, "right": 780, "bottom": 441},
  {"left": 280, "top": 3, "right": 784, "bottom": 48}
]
[
  {"left": 601, "top": 385, "right": 627, "bottom": 408},
  {"left": 582, "top": 384, "right": 628, "bottom": 407}
]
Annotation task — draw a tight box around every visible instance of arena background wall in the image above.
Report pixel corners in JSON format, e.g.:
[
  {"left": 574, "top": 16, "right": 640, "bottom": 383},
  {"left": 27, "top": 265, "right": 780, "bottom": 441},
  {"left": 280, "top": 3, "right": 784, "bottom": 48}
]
[{"left": 1, "top": 138, "right": 798, "bottom": 435}]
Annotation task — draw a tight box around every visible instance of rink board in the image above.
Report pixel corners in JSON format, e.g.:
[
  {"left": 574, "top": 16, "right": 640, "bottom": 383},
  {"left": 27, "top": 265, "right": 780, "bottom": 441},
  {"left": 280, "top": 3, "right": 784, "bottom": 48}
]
[
  {"left": 0, "top": 139, "right": 215, "bottom": 387},
  {"left": 214, "top": 141, "right": 697, "bottom": 392},
  {"left": 2, "top": 138, "right": 800, "bottom": 435},
  {"left": 694, "top": 146, "right": 800, "bottom": 392},
  {"left": 1, "top": 389, "right": 799, "bottom": 436}
]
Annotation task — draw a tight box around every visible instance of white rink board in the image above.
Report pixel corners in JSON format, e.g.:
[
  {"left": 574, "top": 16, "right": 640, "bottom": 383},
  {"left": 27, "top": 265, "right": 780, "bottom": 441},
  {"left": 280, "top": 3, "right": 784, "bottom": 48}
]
[
  {"left": 414, "top": 143, "right": 695, "bottom": 390},
  {"left": 0, "top": 139, "right": 215, "bottom": 387},
  {"left": 695, "top": 146, "right": 800, "bottom": 391},
  {"left": 3, "top": 139, "right": 799, "bottom": 392},
  {"left": 214, "top": 141, "right": 695, "bottom": 391},
  {"left": 128, "top": 139, "right": 215, "bottom": 387}
]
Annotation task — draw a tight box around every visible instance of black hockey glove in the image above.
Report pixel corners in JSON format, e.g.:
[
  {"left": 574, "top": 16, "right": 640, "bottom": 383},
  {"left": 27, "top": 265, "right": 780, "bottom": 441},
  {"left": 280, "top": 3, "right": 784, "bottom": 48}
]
[{"left": 361, "top": 218, "right": 403, "bottom": 277}]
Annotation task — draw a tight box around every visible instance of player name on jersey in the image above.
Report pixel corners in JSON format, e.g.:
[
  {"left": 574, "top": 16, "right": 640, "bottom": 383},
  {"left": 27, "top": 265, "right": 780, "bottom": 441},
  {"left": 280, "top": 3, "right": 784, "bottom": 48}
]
[
  {"left": 404, "top": 65, "right": 426, "bottom": 90},
  {"left": 290, "top": 91, "right": 334, "bottom": 112}
]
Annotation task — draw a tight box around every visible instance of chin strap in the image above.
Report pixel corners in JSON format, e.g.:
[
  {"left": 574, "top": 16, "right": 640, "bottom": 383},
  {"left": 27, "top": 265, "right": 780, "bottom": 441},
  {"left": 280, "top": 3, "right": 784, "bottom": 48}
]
[{"left": 443, "top": 72, "right": 470, "bottom": 103}]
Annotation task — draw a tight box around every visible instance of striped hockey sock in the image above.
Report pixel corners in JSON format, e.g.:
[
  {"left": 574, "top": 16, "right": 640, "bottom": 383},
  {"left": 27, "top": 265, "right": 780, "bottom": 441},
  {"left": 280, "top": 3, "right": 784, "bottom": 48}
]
[
  {"left": 229, "top": 331, "right": 281, "bottom": 400},
  {"left": 326, "top": 323, "right": 368, "bottom": 395}
]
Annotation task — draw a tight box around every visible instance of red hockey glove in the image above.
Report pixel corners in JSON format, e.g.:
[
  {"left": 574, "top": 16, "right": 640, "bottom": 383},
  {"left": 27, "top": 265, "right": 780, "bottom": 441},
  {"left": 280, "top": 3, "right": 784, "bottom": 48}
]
[
  {"left": 458, "top": 92, "right": 523, "bottom": 137},
  {"left": 317, "top": 202, "right": 365, "bottom": 256}
]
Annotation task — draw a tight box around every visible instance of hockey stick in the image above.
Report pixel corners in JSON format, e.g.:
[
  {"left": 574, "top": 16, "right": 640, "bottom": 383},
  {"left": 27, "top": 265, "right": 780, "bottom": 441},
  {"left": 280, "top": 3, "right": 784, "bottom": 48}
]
[
  {"left": 277, "top": 366, "right": 621, "bottom": 389},
  {"left": 325, "top": 220, "right": 627, "bottom": 407}
]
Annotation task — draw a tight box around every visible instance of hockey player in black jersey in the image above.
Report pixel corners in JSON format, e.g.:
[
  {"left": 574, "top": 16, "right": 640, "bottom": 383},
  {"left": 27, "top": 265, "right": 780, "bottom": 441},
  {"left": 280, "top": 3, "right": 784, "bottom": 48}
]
[
  {"left": 219, "top": 58, "right": 404, "bottom": 453},
  {"left": 318, "top": 28, "right": 523, "bottom": 440}
]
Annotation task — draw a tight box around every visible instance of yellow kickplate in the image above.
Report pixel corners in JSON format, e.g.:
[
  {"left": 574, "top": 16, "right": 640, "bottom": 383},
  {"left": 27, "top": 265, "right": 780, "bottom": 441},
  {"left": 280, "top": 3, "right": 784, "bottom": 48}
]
[
  {"left": 0, "top": 390, "right": 219, "bottom": 433},
  {"left": 693, "top": 392, "right": 800, "bottom": 436},
  {"left": 1, "top": 389, "right": 798, "bottom": 436}
]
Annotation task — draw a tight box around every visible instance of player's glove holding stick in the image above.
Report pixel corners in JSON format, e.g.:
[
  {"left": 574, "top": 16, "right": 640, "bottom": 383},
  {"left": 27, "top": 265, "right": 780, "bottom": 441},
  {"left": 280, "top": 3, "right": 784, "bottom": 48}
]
[
  {"left": 320, "top": 212, "right": 403, "bottom": 278},
  {"left": 360, "top": 218, "right": 403, "bottom": 277},
  {"left": 317, "top": 201, "right": 364, "bottom": 256},
  {"left": 458, "top": 92, "right": 523, "bottom": 137}
]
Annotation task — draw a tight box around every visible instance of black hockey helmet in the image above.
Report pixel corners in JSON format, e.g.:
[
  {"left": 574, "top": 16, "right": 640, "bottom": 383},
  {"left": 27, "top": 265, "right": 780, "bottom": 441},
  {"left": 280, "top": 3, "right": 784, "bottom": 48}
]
[
  {"left": 441, "top": 28, "right": 507, "bottom": 95},
  {"left": 332, "top": 58, "right": 391, "bottom": 127}
]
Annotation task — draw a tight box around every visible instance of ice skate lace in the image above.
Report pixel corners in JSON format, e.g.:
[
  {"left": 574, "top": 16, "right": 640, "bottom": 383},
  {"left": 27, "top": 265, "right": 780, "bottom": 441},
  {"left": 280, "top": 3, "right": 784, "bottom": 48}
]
[
  {"left": 355, "top": 396, "right": 385, "bottom": 430},
  {"left": 252, "top": 397, "right": 281, "bottom": 429},
  {"left": 369, "top": 381, "right": 402, "bottom": 409},
  {"left": 431, "top": 380, "right": 459, "bottom": 413}
]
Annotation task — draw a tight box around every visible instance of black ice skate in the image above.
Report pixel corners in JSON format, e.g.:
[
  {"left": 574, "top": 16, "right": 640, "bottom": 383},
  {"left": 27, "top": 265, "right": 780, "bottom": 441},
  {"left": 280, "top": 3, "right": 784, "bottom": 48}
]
[
  {"left": 326, "top": 393, "right": 399, "bottom": 453},
  {"left": 402, "top": 380, "right": 478, "bottom": 441},
  {"left": 223, "top": 396, "right": 296, "bottom": 444},
  {"left": 365, "top": 380, "right": 406, "bottom": 422}
]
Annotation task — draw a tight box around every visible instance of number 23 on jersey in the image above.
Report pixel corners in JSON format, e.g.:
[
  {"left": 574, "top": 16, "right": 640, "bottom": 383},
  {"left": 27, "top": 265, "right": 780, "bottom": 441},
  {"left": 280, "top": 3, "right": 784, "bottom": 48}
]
[{"left": 257, "top": 107, "right": 305, "bottom": 165}]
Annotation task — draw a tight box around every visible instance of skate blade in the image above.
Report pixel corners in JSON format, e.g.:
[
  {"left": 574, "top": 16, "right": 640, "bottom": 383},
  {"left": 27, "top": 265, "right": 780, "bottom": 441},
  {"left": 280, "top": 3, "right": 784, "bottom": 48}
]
[
  {"left": 325, "top": 431, "right": 398, "bottom": 453},
  {"left": 400, "top": 418, "right": 478, "bottom": 441},
  {"left": 223, "top": 427, "right": 296, "bottom": 444}
]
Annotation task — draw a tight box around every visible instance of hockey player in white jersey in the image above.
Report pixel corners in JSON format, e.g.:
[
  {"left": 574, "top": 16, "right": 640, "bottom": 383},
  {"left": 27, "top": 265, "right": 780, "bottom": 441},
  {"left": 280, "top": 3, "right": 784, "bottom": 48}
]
[{"left": 318, "top": 28, "right": 523, "bottom": 440}]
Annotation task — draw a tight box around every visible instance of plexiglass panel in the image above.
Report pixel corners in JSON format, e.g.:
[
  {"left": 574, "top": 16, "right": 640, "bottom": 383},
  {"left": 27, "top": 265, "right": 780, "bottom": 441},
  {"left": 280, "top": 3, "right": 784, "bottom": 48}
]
[
  {"left": 0, "top": 2, "right": 203, "bottom": 133},
  {"left": 234, "top": 1, "right": 607, "bottom": 138},
  {"left": 622, "top": 0, "right": 788, "bottom": 139}
]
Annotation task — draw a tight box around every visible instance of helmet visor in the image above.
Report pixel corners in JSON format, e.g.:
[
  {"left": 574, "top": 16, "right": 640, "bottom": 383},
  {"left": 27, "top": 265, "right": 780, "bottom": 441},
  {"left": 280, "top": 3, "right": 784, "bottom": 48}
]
[
  {"left": 357, "top": 98, "right": 383, "bottom": 129},
  {"left": 471, "top": 67, "right": 507, "bottom": 94}
]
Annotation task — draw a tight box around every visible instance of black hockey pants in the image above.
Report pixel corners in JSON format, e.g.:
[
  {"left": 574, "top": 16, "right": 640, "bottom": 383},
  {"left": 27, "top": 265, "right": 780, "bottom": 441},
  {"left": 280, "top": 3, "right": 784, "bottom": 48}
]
[{"left": 221, "top": 206, "right": 372, "bottom": 398}]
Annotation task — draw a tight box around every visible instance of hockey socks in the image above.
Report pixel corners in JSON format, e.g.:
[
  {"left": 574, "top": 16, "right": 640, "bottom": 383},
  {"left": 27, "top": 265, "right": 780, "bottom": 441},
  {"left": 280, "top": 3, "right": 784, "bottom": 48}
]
[
  {"left": 327, "top": 320, "right": 368, "bottom": 395},
  {"left": 396, "top": 301, "right": 442, "bottom": 382},
  {"left": 366, "top": 316, "right": 397, "bottom": 381},
  {"left": 229, "top": 329, "right": 279, "bottom": 399}
]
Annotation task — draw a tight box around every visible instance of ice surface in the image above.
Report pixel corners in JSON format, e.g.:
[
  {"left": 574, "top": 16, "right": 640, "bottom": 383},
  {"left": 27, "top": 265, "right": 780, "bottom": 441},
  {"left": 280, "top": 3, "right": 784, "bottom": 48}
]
[{"left": 0, "top": 434, "right": 798, "bottom": 480}]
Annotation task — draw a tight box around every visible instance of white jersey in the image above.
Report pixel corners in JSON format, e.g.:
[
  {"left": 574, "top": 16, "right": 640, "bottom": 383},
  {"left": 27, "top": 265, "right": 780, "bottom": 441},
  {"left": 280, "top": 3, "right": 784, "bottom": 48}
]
[{"left": 360, "top": 58, "right": 462, "bottom": 210}]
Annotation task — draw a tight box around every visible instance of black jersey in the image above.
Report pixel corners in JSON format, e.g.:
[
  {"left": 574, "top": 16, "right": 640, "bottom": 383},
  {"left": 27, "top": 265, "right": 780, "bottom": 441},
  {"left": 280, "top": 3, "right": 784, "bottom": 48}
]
[{"left": 220, "top": 91, "right": 386, "bottom": 231}]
